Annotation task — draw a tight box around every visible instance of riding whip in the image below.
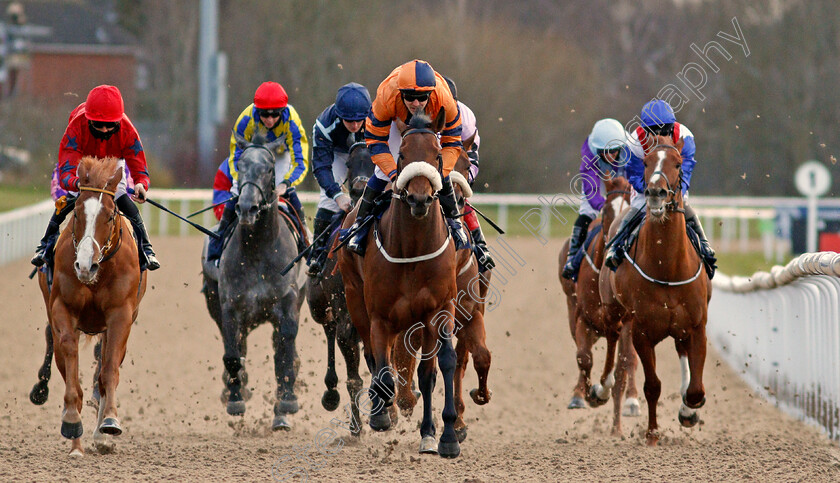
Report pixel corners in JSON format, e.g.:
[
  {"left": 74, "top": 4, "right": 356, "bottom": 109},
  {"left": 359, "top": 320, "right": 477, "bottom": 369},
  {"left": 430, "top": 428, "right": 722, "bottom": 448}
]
[
  {"left": 187, "top": 195, "right": 238, "bottom": 219},
  {"left": 279, "top": 214, "right": 343, "bottom": 276},
  {"left": 127, "top": 188, "right": 220, "bottom": 239}
]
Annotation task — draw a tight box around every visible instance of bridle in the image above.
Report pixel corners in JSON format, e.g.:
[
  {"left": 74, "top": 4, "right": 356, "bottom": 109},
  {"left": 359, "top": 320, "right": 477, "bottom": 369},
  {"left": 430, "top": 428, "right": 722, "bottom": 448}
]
[
  {"left": 237, "top": 144, "right": 276, "bottom": 212},
  {"left": 72, "top": 186, "right": 122, "bottom": 264},
  {"left": 393, "top": 127, "right": 443, "bottom": 204},
  {"left": 646, "top": 144, "right": 685, "bottom": 214}
]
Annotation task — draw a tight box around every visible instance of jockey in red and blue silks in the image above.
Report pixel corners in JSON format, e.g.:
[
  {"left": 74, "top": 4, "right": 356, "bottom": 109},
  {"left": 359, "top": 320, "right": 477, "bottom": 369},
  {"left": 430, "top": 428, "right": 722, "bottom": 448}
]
[
  {"left": 561, "top": 118, "right": 630, "bottom": 280},
  {"left": 211, "top": 159, "right": 234, "bottom": 221},
  {"left": 207, "top": 81, "right": 310, "bottom": 265},
  {"left": 31, "top": 84, "right": 159, "bottom": 271},
  {"left": 603, "top": 99, "right": 716, "bottom": 275},
  {"left": 306, "top": 82, "right": 372, "bottom": 277},
  {"left": 346, "top": 59, "right": 468, "bottom": 255}
]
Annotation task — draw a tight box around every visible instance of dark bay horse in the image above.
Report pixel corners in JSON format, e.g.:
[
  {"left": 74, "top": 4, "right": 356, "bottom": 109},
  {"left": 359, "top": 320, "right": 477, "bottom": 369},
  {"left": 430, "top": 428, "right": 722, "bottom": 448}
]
[
  {"left": 34, "top": 156, "right": 147, "bottom": 456},
  {"left": 201, "top": 133, "right": 306, "bottom": 430},
  {"left": 558, "top": 175, "right": 641, "bottom": 435},
  {"left": 306, "top": 141, "right": 373, "bottom": 434},
  {"left": 608, "top": 136, "right": 712, "bottom": 445},
  {"left": 337, "top": 112, "right": 461, "bottom": 458},
  {"left": 392, "top": 135, "right": 493, "bottom": 444}
]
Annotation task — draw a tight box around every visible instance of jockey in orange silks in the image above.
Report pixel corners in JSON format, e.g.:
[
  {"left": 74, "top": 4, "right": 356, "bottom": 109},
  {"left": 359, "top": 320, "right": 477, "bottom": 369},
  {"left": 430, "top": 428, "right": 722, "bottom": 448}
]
[{"left": 346, "top": 59, "right": 469, "bottom": 254}]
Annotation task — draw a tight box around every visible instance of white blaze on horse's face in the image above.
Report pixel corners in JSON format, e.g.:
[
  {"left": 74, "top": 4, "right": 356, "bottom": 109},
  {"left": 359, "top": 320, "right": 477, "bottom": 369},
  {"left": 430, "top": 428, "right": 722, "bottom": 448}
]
[
  {"left": 610, "top": 195, "right": 627, "bottom": 219},
  {"left": 75, "top": 196, "right": 103, "bottom": 282},
  {"left": 646, "top": 150, "right": 668, "bottom": 218},
  {"left": 649, "top": 150, "right": 666, "bottom": 185}
]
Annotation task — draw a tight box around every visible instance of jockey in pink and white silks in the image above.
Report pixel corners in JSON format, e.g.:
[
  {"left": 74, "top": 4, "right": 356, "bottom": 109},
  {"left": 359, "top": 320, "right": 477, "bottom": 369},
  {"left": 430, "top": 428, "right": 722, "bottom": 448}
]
[{"left": 603, "top": 99, "right": 716, "bottom": 277}]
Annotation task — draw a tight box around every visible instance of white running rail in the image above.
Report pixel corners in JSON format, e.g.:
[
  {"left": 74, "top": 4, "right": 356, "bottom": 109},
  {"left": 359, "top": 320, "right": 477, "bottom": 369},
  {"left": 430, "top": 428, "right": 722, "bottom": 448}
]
[{"left": 709, "top": 251, "right": 840, "bottom": 442}]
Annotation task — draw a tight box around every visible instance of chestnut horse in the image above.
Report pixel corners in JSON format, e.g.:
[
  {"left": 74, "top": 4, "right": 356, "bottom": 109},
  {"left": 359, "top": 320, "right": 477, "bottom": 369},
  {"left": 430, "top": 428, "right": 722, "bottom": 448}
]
[
  {"left": 608, "top": 136, "right": 712, "bottom": 445},
  {"left": 559, "top": 175, "right": 640, "bottom": 434},
  {"left": 36, "top": 156, "right": 147, "bottom": 456},
  {"left": 392, "top": 136, "right": 493, "bottom": 444},
  {"left": 338, "top": 112, "right": 461, "bottom": 458}
]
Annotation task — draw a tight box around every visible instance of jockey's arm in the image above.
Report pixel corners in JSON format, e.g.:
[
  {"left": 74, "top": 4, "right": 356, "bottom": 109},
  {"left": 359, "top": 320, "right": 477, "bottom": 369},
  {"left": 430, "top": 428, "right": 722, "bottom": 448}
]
[
  {"left": 439, "top": 101, "right": 463, "bottom": 178},
  {"left": 120, "top": 126, "right": 150, "bottom": 191},
  {"left": 227, "top": 106, "right": 255, "bottom": 185},
  {"left": 680, "top": 135, "right": 697, "bottom": 192},
  {"left": 57, "top": 127, "right": 83, "bottom": 192},
  {"left": 281, "top": 107, "right": 309, "bottom": 187},
  {"left": 365, "top": 104, "right": 398, "bottom": 179},
  {"left": 312, "top": 118, "right": 343, "bottom": 199}
]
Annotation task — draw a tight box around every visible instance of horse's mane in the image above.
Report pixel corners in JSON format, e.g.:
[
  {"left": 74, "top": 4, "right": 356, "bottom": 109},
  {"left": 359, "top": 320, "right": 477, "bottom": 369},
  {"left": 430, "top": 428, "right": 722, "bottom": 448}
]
[
  {"left": 79, "top": 156, "right": 120, "bottom": 187},
  {"left": 251, "top": 132, "right": 269, "bottom": 146},
  {"left": 408, "top": 112, "right": 432, "bottom": 130}
]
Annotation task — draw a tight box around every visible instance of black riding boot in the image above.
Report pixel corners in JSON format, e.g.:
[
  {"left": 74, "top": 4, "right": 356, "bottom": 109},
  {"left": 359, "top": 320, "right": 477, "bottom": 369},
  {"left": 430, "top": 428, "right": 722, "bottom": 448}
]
[
  {"left": 685, "top": 205, "right": 717, "bottom": 279},
  {"left": 604, "top": 206, "right": 640, "bottom": 270},
  {"left": 307, "top": 214, "right": 334, "bottom": 277},
  {"left": 31, "top": 196, "right": 77, "bottom": 267},
  {"left": 208, "top": 203, "right": 236, "bottom": 266},
  {"left": 470, "top": 225, "right": 495, "bottom": 273},
  {"left": 346, "top": 186, "right": 380, "bottom": 256},
  {"left": 117, "top": 195, "right": 160, "bottom": 271},
  {"left": 561, "top": 214, "right": 594, "bottom": 279},
  {"left": 439, "top": 177, "right": 470, "bottom": 250}
]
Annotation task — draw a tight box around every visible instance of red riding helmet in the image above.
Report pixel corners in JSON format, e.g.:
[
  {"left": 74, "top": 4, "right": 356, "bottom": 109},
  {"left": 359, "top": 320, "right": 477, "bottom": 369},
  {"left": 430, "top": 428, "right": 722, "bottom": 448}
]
[
  {"left": 85, "top": 85, "right": 124, "bottom": 122},
  {"left": 254, "top": 82, "right": 288, "bottom": 109}
]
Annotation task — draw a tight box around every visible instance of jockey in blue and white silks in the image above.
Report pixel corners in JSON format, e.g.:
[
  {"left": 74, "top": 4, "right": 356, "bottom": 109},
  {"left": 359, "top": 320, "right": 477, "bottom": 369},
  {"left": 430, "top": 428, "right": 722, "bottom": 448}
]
[
  {"left": 306, "top": 82, "right": 372, "bottom": 276},
  {"left": 560, "top": 118, "right": 630, "bottom": 279},
  {"left": 603, "top": 99, "right": 715, "bottom": 276}
]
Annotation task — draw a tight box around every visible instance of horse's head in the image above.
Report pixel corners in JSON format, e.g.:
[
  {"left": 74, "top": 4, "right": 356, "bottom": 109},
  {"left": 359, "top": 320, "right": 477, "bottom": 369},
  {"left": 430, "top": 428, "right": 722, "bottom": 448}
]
[
  {"left": 394, "top": 110, "right": 445, "bottom": 218},
  {"left": 643, "top": 135, "right": 685, "bottom": 221},
  {"left": 73, "top": 156, "right": 122, "bottom": 284},
  {"left": 449, "top": 132, "right": 475, "bottom": 212},
  {"left": 602, "top": 175, "right": 631, "bottom": 233},
  {"left": 346, "top": 140, "right": 374, "bottom": 203},
  {"left": 233, "top": 131, "right": 284, "bottom": 226}
]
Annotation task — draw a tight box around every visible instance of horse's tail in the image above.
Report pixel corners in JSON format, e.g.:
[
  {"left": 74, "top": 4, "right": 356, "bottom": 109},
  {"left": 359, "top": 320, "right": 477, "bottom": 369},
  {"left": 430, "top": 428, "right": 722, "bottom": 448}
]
[{"left": 29, "top": 324, "right": 54, "bottom": 405}]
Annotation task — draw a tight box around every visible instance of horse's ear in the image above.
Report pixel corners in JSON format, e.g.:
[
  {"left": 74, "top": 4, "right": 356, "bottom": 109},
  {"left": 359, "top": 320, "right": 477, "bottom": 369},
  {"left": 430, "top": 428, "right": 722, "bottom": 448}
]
[
  {"left": 233, "top": 130, "right": 250, "bottom": 150},
  {"left": 105, "top": 164, "right": 122, "bottom": 191},
  {"left": 264, "top": 137, "right": 285, "bottom": 153},
  {"left": 395, "top": 117, "right": 408, "bottom": 135},
  {"left": 462, "top": 132, "right": 476, "bottom": 153},
  {"left": 431, "top": 107, "right": 446, "bottom": 133}
]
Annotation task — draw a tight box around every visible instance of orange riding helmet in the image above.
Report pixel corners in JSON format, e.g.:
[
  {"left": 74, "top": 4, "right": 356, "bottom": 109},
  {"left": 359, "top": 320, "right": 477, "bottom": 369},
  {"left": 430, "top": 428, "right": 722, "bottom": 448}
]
[{"left": 397, "top": 59, "right": 437, "bottom": 93}]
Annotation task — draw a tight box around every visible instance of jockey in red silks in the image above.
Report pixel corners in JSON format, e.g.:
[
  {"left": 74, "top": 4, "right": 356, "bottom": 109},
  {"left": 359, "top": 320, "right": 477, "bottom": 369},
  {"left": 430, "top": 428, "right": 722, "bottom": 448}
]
[
  {"left": 31, "top": 85, "right": 160, "bottom": 271},
  {"left": 206, "top": 81, "right": 310, "bottom": 265},
  {"left": 346, "top": 59, "right": 469, "bottom": 255},
  {"left": 561, "top": 118, "right": 630, "bottom": 280},
  {"left": 604, "top": 99, "right": 715, "bottom": 277}
]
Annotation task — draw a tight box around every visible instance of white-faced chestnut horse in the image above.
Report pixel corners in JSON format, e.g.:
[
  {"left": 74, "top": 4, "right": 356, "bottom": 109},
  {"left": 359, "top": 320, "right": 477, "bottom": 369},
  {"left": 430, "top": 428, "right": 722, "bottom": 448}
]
[
  {"left": 37, "top": 156, "right": 147, "bottom": 456},
  {"left": 338, "top": 112, "right": 461, "bottom": 458},
  {"left": 608, "top": 136, "right": 712, "bottom": 445}
]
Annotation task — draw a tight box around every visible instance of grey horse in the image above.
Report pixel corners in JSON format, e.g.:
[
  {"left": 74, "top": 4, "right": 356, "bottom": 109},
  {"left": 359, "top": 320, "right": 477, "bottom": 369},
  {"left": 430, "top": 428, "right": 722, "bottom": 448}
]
[{"left": 201, "top": 132, "right": 307, "bottom": 430}]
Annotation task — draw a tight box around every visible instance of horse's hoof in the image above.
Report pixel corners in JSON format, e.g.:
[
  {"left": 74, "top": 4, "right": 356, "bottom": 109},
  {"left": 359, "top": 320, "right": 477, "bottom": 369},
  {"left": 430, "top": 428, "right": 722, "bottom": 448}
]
[
  {"left": 623, "top": 398, "right": 642, "bottom": 417},
  {"left": 98, "top": 417, "right": 123, "bottom": 435},
  {"left": 369, "top": 412, "right": 391, "bottom": 432},
  {"left": 587, "top": 385, "right": 610, "bottom": 407},
  {"left": 470, "top": 388, "right": 492, "bottom": 405},
  {"left": 272, "top": 414, "right": 292, "bottom": 431},
  {"left": 683, "top": 394, "right": 706, "bottom": 410},
  {"left": 455, "top": 426, "right": 468, "bottom": 443},
  {"left": 61, "top": 421, "right": 83, "bottom": 439},
  {"left": 679, "top": 410, "right": 701, "bottom": 428},
  {"left": 69, "top": 448, "right": 84, "bottom": 458},
  {"left": 226, "top": 400, "right": 246, "bottom": 416},
  {"left": 322, "top": 389, "right": 341, "bottom": 412},
  {"left": 645, "top": 430, "right": 660, "bottom": 446},
  {"left": 29, "top": 382, "right": 49, "bottom": 405},
  {"left": 568, "top": 395, "right": 587, "bottom": 409},
  {"left": 438, "top": 439, "right": 460, "bottom": 459},
  {"left": 419, "top": 435, "right": 438, "bottom": 454},
  {"left": 275, "top": 397, "right": 299, "bottom": 415}
]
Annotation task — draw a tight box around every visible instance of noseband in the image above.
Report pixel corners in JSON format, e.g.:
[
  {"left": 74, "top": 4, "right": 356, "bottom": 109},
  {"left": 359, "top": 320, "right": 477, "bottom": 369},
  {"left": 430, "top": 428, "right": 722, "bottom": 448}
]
[
  {"left": 647, "top": 144, "right": 685, "bottom": 213},
  {"left": 72, "top": 186, "right": 121, "bottom": 264},
  {"left": 237, "top": 145, "right": 276, "bottom": 211},
  {"left": 393, "top": 127, "right": 444, "bottom": 204}
]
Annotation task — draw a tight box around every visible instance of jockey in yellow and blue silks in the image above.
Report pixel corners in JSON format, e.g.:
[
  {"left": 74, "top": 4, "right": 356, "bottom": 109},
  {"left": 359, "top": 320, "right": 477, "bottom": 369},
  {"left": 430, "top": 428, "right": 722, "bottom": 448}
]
[
  {"left": 207, "top": 81, "right": 310, "bottom": 265},
  {"left": 603, "top": 99, "right": 716, "bottom": 277},
  {"left": 346, "top": 59, "right": 469, "bottom": 255}
]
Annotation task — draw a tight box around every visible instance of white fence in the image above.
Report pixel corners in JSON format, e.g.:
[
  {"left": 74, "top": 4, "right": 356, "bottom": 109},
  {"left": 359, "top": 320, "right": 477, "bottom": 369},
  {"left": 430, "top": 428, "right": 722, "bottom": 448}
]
[{"left": 709, "top": 252, "right": 840, "bottom": 442}]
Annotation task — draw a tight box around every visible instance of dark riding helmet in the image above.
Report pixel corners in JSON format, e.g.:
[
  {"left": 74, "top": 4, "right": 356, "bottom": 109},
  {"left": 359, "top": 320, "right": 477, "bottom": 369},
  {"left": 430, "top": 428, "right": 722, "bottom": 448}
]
[
  {"left": 443, "top": 75, "right": 458, "bottom": 101},
  {"left": 640, "top": 99, "right": 676, "bottom": 135},
  {"left": 335, "top": 82, "right": 371, "bottom": 121}
]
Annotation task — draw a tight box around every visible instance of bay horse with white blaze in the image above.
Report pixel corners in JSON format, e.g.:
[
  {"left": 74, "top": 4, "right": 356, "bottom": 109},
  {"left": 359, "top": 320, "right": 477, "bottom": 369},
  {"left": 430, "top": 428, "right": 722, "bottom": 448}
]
[
  {"left": 559, "top": 174, "right": 641, "bottom": 435},
  {"left": 338, "top": 112, "right": 461, "bottom": 458},
  {"left": 608, "top": 135, "right": 712, "bottom": 445},
  {"left": 35, "top": 156, "right": 147, "bottom": 456}
]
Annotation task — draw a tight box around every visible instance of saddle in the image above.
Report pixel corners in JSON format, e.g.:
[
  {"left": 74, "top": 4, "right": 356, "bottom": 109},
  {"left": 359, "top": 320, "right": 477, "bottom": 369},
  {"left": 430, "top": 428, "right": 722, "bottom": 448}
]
[
  {"left": 567, "top": 224, "right": 603, "bottom": 282},
  {"left": 277, "top": 198, "right": 309, "bottom": 251},
  {"left": 336, "top": 190, "right": 393, "bottom": 247}
]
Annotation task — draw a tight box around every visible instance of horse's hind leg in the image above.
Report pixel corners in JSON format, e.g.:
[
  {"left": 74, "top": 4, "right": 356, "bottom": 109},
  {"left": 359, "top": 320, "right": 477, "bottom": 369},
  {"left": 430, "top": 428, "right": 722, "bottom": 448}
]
[
  {"left": 611, "top": 321, "right": 638, "bottom": 436},
  {"left": 570, "top": 319, "right": 596, "bottom": 409},
  {"left": 393, "top": 329, "right": 419, "bottom": 417},
  {"left": 30, "top": 325, "right": 53, "bottom": 405},
  {"left": 90, "top": 338, "right": 102, "bottom": 409},
  {"left": 272, "top": 313, "right": 300, "bottom": 431},
  {"left": 336, "top": 319, "right": 363, "bottom": 437},
  {"left": 467, "top": 311, "right": 492, "bottom": 407},
  {"left": 453, "top": 337, "right": 469, "bottom": 443},
  {"left": 51, "top": 305, "right": 84, "bottom": 456},
  {"left": 633, "top": 328, "right": 661, "bottom": 446},
  {"left": 321, "top": 322, "right": 341, "bottom": 411},
  {"left": 619, "top": 321, "right": 641, "bottom": 418}
]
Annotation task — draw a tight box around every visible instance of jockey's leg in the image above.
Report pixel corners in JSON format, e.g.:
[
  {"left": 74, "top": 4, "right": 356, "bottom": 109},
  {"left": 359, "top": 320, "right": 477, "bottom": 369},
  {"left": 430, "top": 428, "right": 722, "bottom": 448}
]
[
  {"left": 684, "top": 204, "right": 717, "bottom": 278},
  {"left": 604, "top": 194, "right": 644, "bottom": 270},
  {"left": 284, "top": 187, "right": 306, "bottom": 227},
  {"left": 207, "top": 199, "right": 236, "bottom": 266},
  {"left": 561, "top": 213, "right": 594, "bottom": 279},
  {"left": 439, "top": 176, "right": 470, "bottom": 250},
  {"left": 347, "top": 175, "right": 386, "bottom": 256},
  {"left": 307, "top": 208, "right": 336, "bottom": 277},
  {"left": 464, "top": 206, "right": 495, "bottom": 272},
  {"left": 117, "top": 194, "right": 160, "bottom": 271},
  {"left": 31, "top": 195, "right": 76, "bottom": 267}
]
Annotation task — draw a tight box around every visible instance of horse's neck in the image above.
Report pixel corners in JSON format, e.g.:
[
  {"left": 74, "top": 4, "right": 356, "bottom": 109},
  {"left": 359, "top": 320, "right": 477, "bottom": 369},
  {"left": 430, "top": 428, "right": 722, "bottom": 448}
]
[
  {"left": 239, "top": 203, "right": 282, "bottom": 246},
  {"left": 637, "top": 210, "right": 694, "bottom": 273},
  {"left": 381, "top": 199, "right": 448, "bottom": 256}
]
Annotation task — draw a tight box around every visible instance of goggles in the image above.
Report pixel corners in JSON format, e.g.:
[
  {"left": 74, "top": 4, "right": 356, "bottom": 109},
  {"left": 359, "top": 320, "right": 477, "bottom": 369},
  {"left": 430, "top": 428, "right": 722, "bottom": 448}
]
[
  {"left": 402, "top": 91, "right": 430, "bottom": 102},
  {"left": 642, "top": 123, "right": 674, "bottom": 137},
  {"left": 90, "top": 120, "right": 119, "bottom": 131}
]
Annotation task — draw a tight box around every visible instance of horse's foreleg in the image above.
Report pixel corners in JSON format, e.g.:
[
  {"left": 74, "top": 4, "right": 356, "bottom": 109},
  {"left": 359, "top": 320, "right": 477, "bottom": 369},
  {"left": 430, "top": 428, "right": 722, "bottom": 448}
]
[
  {"left": 367, "top": 316, "right": 394, "bottom": 432},
  {"left": 97, "top": 307, "right": 133, "bottom": 440},
  {"left": 393, "top": 328, "right": 418, "bottom": 417},
  {"left": 273, "top": 313, "right": 300, "bottom": 419},
  {"left": 675, "top": 330, "right": 707, "bottom": 428},
  {"left": 29, "top": 324, "right": 53, "bottom": 405},
  {"left": 51, "top": 304, "right": 84, "bottom": 451},
  {"left": 611, "top": 321, "right": 637, "bottom": 436},
  {"left": 570, "top": 319, "right": 595, "bottom": 409},
  {"left": 321, "top": 322, "right": 340, "bottom": 411},
  {"left": 633, "top": 327, "right": 661, "bottom": 446},
  {"left": 436, "top": 315, "right": 460, "bottom": 459},
  {"left": 336, "top": 319, "right": 362, "bottom": 437},
  {"left": 417, "top": 330, "right": 438, "bottom": 454},
  {"left": 91, "top": 338, "right": 102, "bottom": 408},
  {"left": 589, "top": 330, "right": 618, "bottom": 407},
  {"left": 220, "top": 304, "right": 246, "bottom": 416},
  {"left": 621, "top": 320, "right": 641, "bottom": 406}
]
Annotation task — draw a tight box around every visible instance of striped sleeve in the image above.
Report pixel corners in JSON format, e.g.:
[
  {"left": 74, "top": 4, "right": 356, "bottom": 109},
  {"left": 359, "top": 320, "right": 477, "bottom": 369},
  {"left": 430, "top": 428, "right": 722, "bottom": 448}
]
[
  {"left": 439, "top": 94, "right": 463, "bottom": 177},
  {"left": 282, "top": 106, "right": 309, "bottom": 187},
  {"left": 365, "top": 91, "right": 398, "bottom": 176},
  {"left": 228, "top": 106, "right": 256, "bottom": 182}
]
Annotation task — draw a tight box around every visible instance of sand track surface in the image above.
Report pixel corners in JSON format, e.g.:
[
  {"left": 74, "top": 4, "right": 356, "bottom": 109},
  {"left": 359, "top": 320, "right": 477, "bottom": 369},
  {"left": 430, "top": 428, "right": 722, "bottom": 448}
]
[{"left": 1, "top": 237, "right": 838, "bottom": 482}]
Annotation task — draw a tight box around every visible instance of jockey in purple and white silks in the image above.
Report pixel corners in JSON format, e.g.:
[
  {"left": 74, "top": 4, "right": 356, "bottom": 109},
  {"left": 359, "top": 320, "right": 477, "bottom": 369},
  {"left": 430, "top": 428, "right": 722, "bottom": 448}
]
[
  {"left": 561, "top": 118, "right": 630, "bottom": 279},
  {"left": 603, "top": 99, "right": 715, "bottom": 276}
]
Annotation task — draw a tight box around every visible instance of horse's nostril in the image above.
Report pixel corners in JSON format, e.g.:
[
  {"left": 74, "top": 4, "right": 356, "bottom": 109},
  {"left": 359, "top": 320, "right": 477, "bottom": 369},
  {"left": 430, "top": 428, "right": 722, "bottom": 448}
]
[
  {"left": 248, "top": 205, "right": 258, "bottom": 216},
  {"left": 74, "top": 261, "right": 80, "bottom": 271},
  {"left": 90, "top": 263, "right": 99, "bottom": 273},
  {"left": 234, "top": 205, "right": 241, "bottom": 216}
]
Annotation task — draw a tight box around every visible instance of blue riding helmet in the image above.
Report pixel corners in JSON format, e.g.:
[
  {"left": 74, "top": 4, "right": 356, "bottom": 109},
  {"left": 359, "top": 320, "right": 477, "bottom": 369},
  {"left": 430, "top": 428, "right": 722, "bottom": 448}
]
[
  {"left": 335, "top": 82, "right": 371, "bottom": 121},
  {"left": 640, "top": 99, "right": 676, "bottom": 127}
]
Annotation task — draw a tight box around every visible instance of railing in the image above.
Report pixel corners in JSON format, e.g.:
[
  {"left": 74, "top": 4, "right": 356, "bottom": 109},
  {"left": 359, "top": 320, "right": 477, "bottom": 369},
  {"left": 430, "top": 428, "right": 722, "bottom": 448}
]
[{"left": 709, "top": 252, "right": 840, "bottom": 442}]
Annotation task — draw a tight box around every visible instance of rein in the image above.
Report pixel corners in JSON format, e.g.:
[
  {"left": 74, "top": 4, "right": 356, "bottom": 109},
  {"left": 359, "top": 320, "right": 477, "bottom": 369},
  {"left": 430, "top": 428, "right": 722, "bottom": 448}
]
[
  {"left": 238, "top": 145, "right": 277, "bottom": 211},
  {"left": 624, "top": 252, "right": 703, "bottom": 286},
  {"left": 393, "top": 126, "right": 444, "bottom": 204},
  {"left": 72, "top": 186, "right": 121, "bottom": 264},
  {"left": 373, "top": 222, "right": 451, "bottom": 264}
]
